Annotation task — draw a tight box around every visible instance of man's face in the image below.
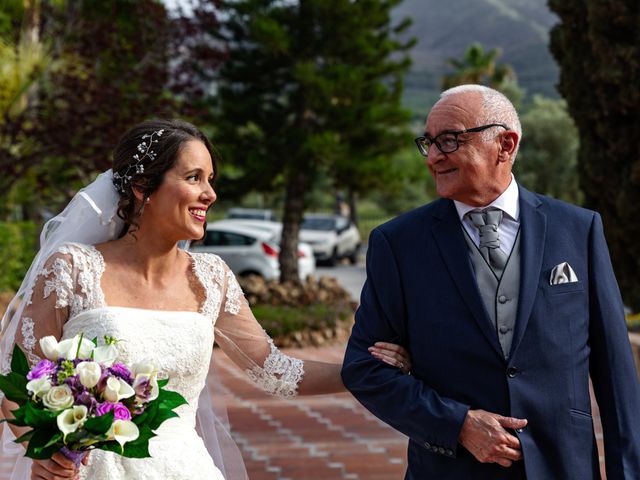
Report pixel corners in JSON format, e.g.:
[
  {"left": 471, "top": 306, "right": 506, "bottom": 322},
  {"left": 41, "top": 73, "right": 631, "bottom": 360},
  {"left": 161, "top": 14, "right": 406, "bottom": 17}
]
[{"left": 424, "top": 93, "right": 510, "bottom": 206}]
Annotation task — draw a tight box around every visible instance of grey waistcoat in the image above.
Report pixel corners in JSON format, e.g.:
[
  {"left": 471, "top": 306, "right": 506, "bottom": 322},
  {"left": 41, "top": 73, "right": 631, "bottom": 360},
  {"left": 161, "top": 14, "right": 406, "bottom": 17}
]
[{"left": 463, "top": 228, "right": 521, "bottom": 359}]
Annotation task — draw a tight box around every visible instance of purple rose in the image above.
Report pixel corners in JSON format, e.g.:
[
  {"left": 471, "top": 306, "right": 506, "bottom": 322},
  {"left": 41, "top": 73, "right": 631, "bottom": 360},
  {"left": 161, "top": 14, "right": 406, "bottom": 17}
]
[
  {"left": 27, "top": 359, "right": 57, "bottom": 380},
  {"left": 96, "top": 402, "right": 132, "bottom": 421},
  {"left": 109, "top": 363, "right": 132, "bottom": 382}
]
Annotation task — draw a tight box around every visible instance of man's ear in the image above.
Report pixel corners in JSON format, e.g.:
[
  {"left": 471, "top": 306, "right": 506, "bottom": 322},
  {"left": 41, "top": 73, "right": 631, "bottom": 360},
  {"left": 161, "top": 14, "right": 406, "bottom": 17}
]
[{"left": 498, "top": 131, "right": 519, "bottom": 162}]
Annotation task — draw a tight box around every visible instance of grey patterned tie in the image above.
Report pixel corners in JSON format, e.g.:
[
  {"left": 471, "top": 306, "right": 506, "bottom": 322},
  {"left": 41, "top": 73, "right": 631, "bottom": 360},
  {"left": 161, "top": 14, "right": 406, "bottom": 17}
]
[{"left": 469, "top": 208, "right": 508, "bottom": 275}]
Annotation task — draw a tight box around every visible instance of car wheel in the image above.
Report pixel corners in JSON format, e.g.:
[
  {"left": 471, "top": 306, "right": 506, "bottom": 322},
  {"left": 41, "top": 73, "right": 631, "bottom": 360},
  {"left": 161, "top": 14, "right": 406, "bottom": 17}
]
[
  {"left": 348, "top": 249, "right": 359, "bottom": 265},
  {"left": 327, "top": 248, "right": 339, "bottom": 267}
]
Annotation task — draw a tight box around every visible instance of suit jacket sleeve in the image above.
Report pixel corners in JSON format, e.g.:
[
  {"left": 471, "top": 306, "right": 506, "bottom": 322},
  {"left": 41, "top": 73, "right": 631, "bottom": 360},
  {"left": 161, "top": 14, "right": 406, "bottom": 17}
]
[
  {"left": 587, "top": 213, "right": 640, "bottom": 477},
  {"left": 341, "top": 228, "right": 469, "bottom": 455}
]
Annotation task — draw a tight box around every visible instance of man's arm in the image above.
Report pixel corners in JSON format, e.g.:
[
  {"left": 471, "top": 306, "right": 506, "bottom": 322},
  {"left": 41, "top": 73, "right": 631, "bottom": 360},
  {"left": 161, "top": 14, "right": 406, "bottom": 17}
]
[
  {"left": 341, "top": 228, "right": 470, "bottom": 456},
  {"left": 587, "top": 213, "right": 640, "bottom": 477}
]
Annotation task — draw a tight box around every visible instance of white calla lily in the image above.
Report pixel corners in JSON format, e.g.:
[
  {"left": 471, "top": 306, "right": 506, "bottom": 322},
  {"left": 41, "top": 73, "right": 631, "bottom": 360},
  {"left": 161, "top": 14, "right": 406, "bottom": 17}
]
[
  {"left": 131, "top": 360, "right": 157, "bottom": 378},
  {"left": 108, "top": 420, "right": 139, "bottom": 448},
  {"left": 104, "top": 377, "right": 135, "bottom": 402},
  {"left": 76, "top": 361, "right": 102, "bottom": 388},
  {"left": 93, "top": 344, "right": 118, "bottom": 366},
  {"left": 39, "top": 336, "right": 60, "bottom": 361},
  {"left": 40, "top": 334, "right": 95, "bottom": 361},
  {"left": 57, "top": 405, "right": 88, "bottom": 439},
  {"left": 58, "top": 335, "right": 95, "bottom": 360},
  {"left": 26, "top": 377, "right": 52, "bottom": 399}
]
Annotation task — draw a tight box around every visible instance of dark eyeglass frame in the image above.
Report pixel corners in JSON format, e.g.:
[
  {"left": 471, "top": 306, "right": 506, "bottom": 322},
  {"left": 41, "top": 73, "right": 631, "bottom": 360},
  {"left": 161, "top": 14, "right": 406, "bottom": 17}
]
[{"left": 414, "top": 123, "right": 509, "bottom": 157}]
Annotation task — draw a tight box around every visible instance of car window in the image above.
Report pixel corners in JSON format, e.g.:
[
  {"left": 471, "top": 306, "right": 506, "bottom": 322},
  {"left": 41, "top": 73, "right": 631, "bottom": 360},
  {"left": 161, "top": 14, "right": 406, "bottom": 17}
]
[
  {"left": 224, "top": 232, "right": 255, "bottom": 246},
  {"left": 335, "top": 216, "right": 348, "bottom": 230},
  {"left": 204, "top": 230, "right": 255, "bottom": 246},
  {"left": 302, "top": 217, "right": 336, "bottom": 231}
]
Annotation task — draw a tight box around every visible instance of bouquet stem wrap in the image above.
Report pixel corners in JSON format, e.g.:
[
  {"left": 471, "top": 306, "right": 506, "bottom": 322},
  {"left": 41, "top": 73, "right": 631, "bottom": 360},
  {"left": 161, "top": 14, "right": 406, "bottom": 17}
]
[{"left": 60, "top": 446, "right": 87, "bottom": 467}]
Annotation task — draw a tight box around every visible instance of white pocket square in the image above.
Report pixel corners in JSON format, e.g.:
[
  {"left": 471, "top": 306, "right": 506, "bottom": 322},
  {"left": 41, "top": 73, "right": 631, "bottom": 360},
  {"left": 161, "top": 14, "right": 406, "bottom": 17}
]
[{"left": 550, "top": 262, "right": 578, "bottom": 285}]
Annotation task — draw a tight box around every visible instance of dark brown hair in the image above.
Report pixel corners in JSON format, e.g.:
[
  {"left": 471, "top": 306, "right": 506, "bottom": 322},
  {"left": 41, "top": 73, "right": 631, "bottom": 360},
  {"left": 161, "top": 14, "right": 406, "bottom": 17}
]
[{"left": 112, "top": 119, "right": 217, "bottom": 237}]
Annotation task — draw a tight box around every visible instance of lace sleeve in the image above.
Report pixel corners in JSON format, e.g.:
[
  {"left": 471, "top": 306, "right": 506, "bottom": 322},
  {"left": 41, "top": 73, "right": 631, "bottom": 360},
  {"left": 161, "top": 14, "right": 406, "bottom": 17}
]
[
  {"left": 208, "top": 258, "right": 305, "bottom": 398},
  {"left": 2, "top": 250, "right": 77, "bottom": 373}
]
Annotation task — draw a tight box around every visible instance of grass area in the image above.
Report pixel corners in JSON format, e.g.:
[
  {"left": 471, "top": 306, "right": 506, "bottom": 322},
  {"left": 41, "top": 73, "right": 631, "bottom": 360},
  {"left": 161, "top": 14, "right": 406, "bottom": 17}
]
[
  {"left": 253, "top": 303, "right": 352, "bottom": 338},
  {"left": 627, "top": 313, "right": 640, "bottom": 332}
]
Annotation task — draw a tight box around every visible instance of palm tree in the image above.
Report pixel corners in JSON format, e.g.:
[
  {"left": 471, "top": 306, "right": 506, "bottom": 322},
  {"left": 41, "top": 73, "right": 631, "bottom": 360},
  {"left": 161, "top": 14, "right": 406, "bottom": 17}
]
[{"left": 442, "top": 42, "right": 516, "bottom": 90}]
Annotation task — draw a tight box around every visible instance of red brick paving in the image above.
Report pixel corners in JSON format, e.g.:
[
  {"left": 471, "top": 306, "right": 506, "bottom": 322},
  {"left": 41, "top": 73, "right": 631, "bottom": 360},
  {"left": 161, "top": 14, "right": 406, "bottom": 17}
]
[{"left": 0, "top": 345, "right": 607, "bottom": 479}]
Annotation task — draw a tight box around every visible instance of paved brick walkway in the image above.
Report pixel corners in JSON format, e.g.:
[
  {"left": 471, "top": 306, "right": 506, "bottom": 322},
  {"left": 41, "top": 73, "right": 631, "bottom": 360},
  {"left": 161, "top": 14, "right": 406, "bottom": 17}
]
[{"left": 0, "top": 345, "right": 607, "bottom": 479}]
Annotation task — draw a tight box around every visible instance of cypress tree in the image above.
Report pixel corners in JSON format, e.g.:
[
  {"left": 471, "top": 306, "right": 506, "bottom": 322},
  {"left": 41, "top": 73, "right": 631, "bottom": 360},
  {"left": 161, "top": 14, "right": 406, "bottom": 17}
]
[{"left": 549, "top": 0, "right": 640, "bottom": 310}]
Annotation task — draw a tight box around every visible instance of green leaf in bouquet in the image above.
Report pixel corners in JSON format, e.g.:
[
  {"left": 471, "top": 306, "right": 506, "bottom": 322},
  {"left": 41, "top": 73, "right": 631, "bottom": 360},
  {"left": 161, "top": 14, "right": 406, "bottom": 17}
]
[
  {"left": 25, "top": 428, "right": 61, "bottom": 460},
  {"left": 121, "top": 425, "right": 154, "bottom": 458},
  {"left": 157, "top": 378, "right": 169, "bottom": 388},
  {"left": 10, "top": 344, "right": 29, "bottom": 377},
  {"left": 24, "top": 402, "right": 57, "bottom": 429},
  {"left": 147, "top": 408, "right": 179, "bottom": 431},
  {"left": 84, "top": 411, "right": 115, "bottom": 435},
  {"left": 5, "top": 405, "right": 28, "bottom": 426},
  {"left": 99, "top": 424, "right": 154, "bottom": 458},
  {"left": 157, "top": 389, "right": 188, "bottom": 410},
  {"left": 14, "top": 430, "right": 35, "bottom": 444},
  {"left": 133, "top": 401, "right": 158, "bottom": 427},
  {"left": 43, "top": 432, "right": 63, "bottom": 449},
  {"left": 0, "top": 372, "right": 28, "bottom": 404}
]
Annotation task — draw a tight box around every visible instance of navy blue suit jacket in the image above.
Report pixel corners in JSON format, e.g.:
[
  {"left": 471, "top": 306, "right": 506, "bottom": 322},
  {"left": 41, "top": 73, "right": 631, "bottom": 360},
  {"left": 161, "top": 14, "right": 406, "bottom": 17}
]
[{"left": 341, "top": 186, "right": 640, "bottom": 479}]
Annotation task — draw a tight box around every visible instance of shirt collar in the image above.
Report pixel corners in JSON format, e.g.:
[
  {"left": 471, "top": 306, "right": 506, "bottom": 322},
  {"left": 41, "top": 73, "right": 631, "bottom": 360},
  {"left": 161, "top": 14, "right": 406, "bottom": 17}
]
[{"left": 453, "top": 174, "right": 520, "bottom": 222}]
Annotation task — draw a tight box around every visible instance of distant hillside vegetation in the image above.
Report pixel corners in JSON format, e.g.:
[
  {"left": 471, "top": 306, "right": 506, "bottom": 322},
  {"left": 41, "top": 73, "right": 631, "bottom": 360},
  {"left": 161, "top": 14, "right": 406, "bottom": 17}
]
[{"left": 393, "top": 0, "right": 560, "bottom": 114}]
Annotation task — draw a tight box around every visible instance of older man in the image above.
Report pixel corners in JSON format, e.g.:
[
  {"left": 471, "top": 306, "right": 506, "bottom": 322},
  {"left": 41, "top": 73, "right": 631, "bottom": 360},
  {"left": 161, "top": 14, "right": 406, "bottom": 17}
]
[{"left": 342, "top": 85, "right": 640, "bottom": 479}]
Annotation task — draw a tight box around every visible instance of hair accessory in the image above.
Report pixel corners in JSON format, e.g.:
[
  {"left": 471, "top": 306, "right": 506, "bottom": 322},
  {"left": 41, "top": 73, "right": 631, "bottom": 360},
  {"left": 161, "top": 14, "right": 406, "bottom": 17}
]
[{"left": 112, "top": 129, "right": 165, "bottom": 193}]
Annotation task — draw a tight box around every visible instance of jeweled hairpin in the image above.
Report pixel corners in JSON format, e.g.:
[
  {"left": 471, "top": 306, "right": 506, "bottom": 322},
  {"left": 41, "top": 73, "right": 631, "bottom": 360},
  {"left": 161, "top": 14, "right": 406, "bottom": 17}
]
[{"left": 113, "top": 129, "right": 165, "bottom": 193}]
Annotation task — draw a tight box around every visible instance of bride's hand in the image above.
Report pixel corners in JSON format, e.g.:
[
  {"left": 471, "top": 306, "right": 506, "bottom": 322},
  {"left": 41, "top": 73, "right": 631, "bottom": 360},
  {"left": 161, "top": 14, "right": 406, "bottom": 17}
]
[
  {"left": 31, "top": 452, "right": 79, "bottom": 480},
  {"left": 368, "top": 342, "right": 412, "bottom": 374}
]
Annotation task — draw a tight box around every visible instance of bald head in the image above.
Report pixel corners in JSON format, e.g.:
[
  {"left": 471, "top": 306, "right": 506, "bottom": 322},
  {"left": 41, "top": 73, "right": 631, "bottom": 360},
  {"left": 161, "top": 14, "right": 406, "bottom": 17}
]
[
  {"left": 423, "top": 85, "right": 520, "bottom": 206},
  {"left": 436, "top": 85, "right": 522, "bottom": 161}
]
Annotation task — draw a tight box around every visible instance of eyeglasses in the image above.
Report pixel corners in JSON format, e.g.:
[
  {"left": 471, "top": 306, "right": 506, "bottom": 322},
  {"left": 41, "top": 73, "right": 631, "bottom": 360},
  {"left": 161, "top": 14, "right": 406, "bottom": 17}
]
[{"left": 414, "top": 123, "right": 509, "bottom": 157}]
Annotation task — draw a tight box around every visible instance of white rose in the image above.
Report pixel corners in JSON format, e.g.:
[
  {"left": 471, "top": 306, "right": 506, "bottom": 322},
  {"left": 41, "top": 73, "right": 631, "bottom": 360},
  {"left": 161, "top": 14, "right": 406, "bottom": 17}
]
[
  {"left": 93, "top": 344, "right": 118, "bottom": 367},
  {"left": 103, "top": 377, "right": 135, "bottom": 403},
  {"left": 42, "top": 385, "right": 74, "bottom": 411},
  {"left": 108, "top": 419, "right": 139, "bottom": 448},
  {"left": 57, "top": 405, "right": 88, "bottom": 439},
  {"left": 26, "top": 377, "right": 52, "bottom": 399},
  {"left": 76, "top": 361, "right": 102, "bottom": 389},
  {"left": 39, "top": 336, "right": 60, "bottom": 361}
]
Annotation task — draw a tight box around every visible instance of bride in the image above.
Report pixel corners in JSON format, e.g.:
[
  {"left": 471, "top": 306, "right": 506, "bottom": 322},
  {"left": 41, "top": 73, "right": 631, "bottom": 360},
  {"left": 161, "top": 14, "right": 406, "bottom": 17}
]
[{"left": 0, "top": 119, "right": 410, "bottom": 479}]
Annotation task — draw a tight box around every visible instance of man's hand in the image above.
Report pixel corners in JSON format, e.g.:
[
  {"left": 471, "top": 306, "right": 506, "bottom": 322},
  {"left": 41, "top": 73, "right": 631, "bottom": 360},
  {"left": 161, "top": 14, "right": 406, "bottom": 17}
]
[{"left": 458, "top": 409, "right": 527, "bottom": 467}]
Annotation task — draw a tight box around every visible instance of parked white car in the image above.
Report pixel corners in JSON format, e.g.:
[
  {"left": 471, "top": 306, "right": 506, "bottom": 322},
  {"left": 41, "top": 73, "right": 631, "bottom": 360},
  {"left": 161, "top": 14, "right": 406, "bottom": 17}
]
[
  {"left": 188, "top": 222, "right": 281, "bottom": 279},
  {"left": 299, "top": 214, "right": 361, "bottom": 265},
  {"left": 213, "top": 219, "right": 316, "bottom": 280}
]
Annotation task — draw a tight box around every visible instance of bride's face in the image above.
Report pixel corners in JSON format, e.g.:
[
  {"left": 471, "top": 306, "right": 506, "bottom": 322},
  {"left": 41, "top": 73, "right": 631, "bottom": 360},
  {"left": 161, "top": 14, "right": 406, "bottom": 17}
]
[{"left": 145, "top": 140, "right": 216, "bottom": 241}]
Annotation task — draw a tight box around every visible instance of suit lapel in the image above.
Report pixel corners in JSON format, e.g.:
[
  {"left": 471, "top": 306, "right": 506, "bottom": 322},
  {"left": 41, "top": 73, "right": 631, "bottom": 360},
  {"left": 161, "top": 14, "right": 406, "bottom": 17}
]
[
  {"left": 431, "top": 200, "right": 504, "bottom": 359},
  {"left": 509, "top": 186, "right": 546, "bottom": 358}
]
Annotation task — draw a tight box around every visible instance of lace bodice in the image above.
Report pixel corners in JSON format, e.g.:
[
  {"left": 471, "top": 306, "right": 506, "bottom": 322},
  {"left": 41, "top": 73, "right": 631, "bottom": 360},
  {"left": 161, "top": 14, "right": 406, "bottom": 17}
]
[{"left": 7, "top": 242, "right": 304, "bottom": 398}]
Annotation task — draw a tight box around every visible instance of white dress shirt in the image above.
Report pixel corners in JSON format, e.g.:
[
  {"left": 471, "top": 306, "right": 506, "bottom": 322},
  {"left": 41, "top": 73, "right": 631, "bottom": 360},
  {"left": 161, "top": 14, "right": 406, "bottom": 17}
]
[{"left": 454, "top": 175, "right": 520, "bottom": 256}]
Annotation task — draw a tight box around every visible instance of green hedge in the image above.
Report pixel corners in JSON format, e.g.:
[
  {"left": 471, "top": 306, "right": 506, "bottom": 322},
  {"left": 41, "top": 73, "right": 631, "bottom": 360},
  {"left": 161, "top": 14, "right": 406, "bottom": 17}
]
[{"left": 0, "top": 221, "right": 38, "bottom": 292}]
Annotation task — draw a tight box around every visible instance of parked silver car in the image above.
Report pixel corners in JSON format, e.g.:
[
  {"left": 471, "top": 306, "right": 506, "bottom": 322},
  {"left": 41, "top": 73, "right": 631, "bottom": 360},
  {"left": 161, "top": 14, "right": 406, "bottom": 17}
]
[
  {"left": 213, "top": 219, "right": 316, "bottom": 280},
  {"left": 299, "top": 214, "right": 361, "bottom": 265},
  {"left": 189, "top": 222, "right": 280, "bottom": 279}
]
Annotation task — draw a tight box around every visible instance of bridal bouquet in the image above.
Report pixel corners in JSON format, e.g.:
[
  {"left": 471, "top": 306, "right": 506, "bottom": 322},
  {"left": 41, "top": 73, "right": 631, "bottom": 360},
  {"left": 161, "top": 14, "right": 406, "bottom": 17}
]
[{"left": 0, "top": 333, "right": 187, "bottom": 463}]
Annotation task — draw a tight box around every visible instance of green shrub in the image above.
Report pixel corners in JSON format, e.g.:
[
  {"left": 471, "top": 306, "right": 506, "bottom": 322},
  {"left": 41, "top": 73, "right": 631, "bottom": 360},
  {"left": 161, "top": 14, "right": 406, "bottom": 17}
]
[
  {"left": 0, "top": 221, "right": 37, "bottom": 292},
  {"left": 252, "top": 303, "right": 351, "bottom": 338}
]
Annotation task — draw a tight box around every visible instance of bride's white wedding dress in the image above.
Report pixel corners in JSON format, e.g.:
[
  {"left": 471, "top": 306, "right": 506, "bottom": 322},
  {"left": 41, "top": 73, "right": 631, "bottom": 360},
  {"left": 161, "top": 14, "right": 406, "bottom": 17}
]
[{"left": 7, "top": 242, "right": 305, "bottom": 480}]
